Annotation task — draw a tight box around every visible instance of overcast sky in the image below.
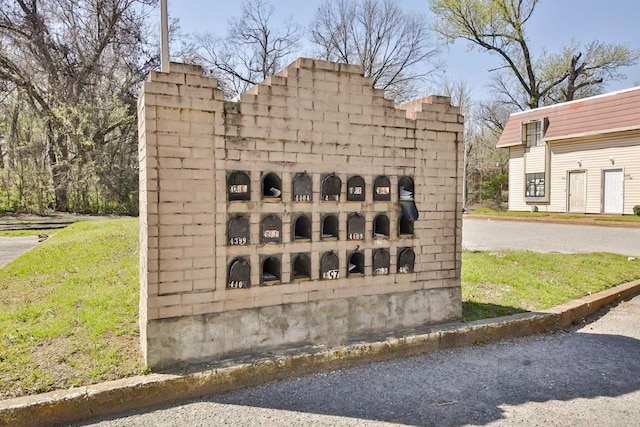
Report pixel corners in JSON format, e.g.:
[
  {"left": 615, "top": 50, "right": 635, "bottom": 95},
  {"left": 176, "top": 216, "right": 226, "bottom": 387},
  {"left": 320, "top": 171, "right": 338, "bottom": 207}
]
[{"left": 167, "top": 0, "right": 640, "bottom": 105}]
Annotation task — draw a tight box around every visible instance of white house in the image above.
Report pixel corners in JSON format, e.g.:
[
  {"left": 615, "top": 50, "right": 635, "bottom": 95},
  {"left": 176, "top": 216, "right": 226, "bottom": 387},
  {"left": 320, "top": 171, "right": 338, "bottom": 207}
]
[{"left": 497, "top": 86, "right": 640, "bottom": 214}]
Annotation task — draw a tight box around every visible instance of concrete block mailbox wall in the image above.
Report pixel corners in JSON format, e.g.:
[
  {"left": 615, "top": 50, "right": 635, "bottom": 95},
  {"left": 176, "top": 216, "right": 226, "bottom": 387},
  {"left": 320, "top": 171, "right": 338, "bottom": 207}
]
[{"left": 138, "top": 58, "right": 464, "bottom": 369}]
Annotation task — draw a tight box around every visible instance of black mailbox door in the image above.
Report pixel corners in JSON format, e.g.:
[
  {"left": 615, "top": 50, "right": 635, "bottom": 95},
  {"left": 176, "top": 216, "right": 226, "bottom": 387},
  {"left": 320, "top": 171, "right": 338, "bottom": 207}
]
[
  {"left": 398, "top": 248, "right": 415, "bottom": 273},
  {"left": 261, "top": 214, "right": 282, "bottom": 244},
  {"left": 322, "top": 174, "right": 341, "bottom": 201},
  {"left": 320, "top": 252, "right": 340, "bottom": 280},
  {"left": 347, "top": 213, "right": 365, "bottom": 240},
  {"left": 347, "top": 176, "right": 365, "bottom": 201},
  {"left": 228, "top": 171, "right": 251, "bottom": 201},
  {"left": 228, "top": 258, "right": 251, "bottom": 289},
  {"left": 373, "top": 175, "right": 391, "bottom": 201},
  {"left": 228, "top": 215, "right": 250, "bottom": 246},
  {"left": 373, "top": 249, "right": 390, "bottom": 275},
  {"left": 292, "top": 173, "right": 312, "bottom": 202}
]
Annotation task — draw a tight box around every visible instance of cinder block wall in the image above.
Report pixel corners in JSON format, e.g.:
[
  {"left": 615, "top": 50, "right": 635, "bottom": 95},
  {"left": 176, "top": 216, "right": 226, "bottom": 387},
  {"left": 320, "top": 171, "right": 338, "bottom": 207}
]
[{"left": 138, "top": 58, "right": 463, "bottom": 369}]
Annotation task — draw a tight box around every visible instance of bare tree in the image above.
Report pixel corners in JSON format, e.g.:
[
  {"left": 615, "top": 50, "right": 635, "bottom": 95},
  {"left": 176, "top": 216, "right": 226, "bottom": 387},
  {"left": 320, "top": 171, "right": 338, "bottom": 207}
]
[
  {"left": 543, "top": 40, "right": 640, "bottom": 104},
  {"left": 429, "top": 0, "right": 639, "bottom": 109},
  {"left": 0, "top": 0, "right": 154, "bottom": 213},
  {"left": 193, "top": 0, "right": 301, "bottom": 98},
  {"left": 310, "top": 0, "right": 441, "bottom": 102},
  {"left": 439, "top": 78, "right": 476, "bottom": 207}
]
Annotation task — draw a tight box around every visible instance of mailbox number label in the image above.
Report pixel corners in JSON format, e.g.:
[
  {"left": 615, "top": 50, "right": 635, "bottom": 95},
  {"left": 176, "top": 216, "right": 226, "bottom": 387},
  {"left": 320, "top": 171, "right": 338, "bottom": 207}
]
[
  {"left": 229, "top": 184, "right": 248, "bottom": 193},
  {"left": 228, "top": 281, "right": 247, "bottom": 289},
  {"left": 295, "top": 194, "right": 311, "bottom": 202},
  {"left": 322, "top": 269, "right": 340, "bottom": 280},
  {"left": 348, "top": 233, "right": 364, "bottom": 240},
  {"left": 263, "top": 229, "right": 280, "bottom": 238},
  {"left": 375, "top": 267, "right": 389, "bottom": 275},
  {"left": 229, "top": 237, "right": 247, "bottom": 246}
]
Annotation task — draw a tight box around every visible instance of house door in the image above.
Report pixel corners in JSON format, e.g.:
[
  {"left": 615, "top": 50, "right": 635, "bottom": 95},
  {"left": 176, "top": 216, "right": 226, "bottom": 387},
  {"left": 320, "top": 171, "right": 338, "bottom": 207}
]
[
  {"left": 603, "top": 169, "right": 623, "bottom": 214},
  {"left": 568, "top": 171, "right": 586, "bottom": 212}
]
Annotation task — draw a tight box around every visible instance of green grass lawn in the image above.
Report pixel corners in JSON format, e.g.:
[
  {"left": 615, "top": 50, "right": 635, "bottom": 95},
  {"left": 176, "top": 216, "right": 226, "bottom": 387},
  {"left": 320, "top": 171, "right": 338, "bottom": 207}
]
[
  {"left": 0, "top": 218, "right": 638, "bottom": 399},
  {"left": 0, "top": 218, "right": 141, "bottom": 399},
  {"left": 461, "top": 251, "right": 640, "bottom": 321}
]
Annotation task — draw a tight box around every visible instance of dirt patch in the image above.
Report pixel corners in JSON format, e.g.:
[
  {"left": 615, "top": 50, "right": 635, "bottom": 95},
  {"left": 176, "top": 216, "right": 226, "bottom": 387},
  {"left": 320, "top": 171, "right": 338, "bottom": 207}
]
[{"left": 0, "top": 333, "right": 143, "bottom": 400}]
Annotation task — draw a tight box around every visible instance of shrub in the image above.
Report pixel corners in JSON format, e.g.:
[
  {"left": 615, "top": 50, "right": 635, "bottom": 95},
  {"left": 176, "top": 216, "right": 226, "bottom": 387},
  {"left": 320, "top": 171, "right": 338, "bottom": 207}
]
[{"left": 634, "top": 205, "right": 640, "bottom": 216}]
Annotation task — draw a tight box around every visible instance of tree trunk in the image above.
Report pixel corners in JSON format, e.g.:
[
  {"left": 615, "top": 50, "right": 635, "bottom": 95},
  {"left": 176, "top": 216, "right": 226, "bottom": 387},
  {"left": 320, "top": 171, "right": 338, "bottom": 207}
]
[{"left": 47, "top": 124, "right": 69, "bottom": 212}]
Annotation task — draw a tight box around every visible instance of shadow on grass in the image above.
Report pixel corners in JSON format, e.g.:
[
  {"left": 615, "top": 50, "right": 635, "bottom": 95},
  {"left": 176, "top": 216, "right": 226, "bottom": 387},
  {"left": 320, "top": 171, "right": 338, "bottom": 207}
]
[{"left": 462, "top": 301, "right": 528, "bottom": 322}]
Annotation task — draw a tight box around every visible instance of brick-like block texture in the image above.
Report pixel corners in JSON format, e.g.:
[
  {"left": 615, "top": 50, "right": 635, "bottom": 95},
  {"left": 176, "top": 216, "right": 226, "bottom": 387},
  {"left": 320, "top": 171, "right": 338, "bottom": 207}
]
[{"left": 138, "top": 58, "right": 463, "bottom": 368}]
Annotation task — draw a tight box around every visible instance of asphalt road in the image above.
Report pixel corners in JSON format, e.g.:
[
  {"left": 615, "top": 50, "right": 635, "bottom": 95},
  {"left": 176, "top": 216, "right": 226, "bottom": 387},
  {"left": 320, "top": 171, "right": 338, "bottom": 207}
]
[
  {"left": 462, "top": 217, "right": 640, "bottom": 256},
  {"left": 77, "top": 294, "right": 640, "bottom": 427},
  {"left": 0, "top": 236, "right": 38, "bottom": 268}
]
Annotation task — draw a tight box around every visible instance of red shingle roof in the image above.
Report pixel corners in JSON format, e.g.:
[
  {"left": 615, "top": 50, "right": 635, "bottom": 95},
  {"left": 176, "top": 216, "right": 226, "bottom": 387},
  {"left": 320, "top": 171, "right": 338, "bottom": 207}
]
[{"left": 497, "top": 86, "right": 640, "bottom": 148}]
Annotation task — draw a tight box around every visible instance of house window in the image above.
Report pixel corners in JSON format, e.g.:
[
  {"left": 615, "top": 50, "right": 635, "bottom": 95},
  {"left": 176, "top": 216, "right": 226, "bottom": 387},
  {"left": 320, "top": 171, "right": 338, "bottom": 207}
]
[
  {"left": 525, "top": 173, "right": 545, "bottom": 198},
  {"left": 525, "top": 121, "right": 542, "bottom": 147}
]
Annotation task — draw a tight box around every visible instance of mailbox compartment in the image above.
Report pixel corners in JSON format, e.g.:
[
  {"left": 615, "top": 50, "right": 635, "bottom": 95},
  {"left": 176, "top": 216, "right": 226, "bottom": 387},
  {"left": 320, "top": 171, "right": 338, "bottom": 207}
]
[
  {"left": 398, "top": 215, "right": 414, "bottom": 236},
  {"left": 347, "top": 213, "right": 365, "bottom": 240},
  {"left": 372, "top": 249, "right": 390, "bottom": 275},
  {"left": 397, "top": 247, "right": 415, "bottom": 273},
  {"left": 227, "top": 171, "right": 251, "bottom": 201},
  {"left": 262, "top": 172, "right": 282, "bottom": 200},
  {"left": 227, "top": 215, "right": 250, "bottom": 246},
  {"left": 321, "top": 214, "right": 339, "bottom": 240},
  {"left": 292, "top": 172, "right": 312, "bottom": 202},
  {"left": 227, "top": 257, "right": 251, "bottom": 289},
  {"left": 320, "top": 251, "right": 340, "bottom": 280},
  {"left": 398, "top": 176, "right": 414, "bottom": 201},
  {"left": 373, "top": 214, "right": 390, "bottom": 238},
  {"left": 322, "top": 173, "right": 341, "bottom": 201},
  {"left": 291, "top": 252, "right": 311, "bottom": 281},
  {"left": 261, "top": 214, "right": 282, "bottom": 244},
  {"left": 347, "top": 175, "right": 365, "bottom": 202},
  {"left": 373, "top": 175, "right": 391, "bottom": 201},
  {"left": 292, "top": 213, "right": 312, "bottom": 241},
  {"left": 261, "top": 255, "right": 281, "bottom": 285},
  {"left": 347, "top": 251, "right": 364, "bottom": 277}
]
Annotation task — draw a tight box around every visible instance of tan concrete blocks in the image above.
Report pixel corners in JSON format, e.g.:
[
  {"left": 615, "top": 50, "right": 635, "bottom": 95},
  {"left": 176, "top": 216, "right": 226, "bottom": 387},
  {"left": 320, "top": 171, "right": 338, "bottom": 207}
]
[{"left": 139, "top": 57, "right": 463, "bottom": 368}]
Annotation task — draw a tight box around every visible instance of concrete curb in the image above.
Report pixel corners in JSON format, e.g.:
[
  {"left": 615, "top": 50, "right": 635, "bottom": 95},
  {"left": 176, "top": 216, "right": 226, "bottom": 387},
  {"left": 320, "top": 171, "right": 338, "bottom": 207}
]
[{"left": 2, "top": 279, "right": 639, "bottom": 427}]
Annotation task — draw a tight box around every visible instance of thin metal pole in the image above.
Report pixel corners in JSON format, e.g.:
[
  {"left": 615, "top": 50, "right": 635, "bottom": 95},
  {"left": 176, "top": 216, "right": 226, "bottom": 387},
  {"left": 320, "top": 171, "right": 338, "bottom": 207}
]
[{"left": 160, "top": 0, "right": 170, "bottom": 72}]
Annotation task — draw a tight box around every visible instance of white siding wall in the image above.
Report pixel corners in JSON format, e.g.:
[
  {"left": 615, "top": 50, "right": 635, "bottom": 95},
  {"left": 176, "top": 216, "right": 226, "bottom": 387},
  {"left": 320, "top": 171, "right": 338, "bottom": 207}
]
[
  {"left": 549, "top": 134, "right": 640, "bottom": 214},
  {"left": 508, "top": 146, "right": 527, "bottom": 211},
  {"left": 524, "top": 145, "right": 547, "bottom": 173}
]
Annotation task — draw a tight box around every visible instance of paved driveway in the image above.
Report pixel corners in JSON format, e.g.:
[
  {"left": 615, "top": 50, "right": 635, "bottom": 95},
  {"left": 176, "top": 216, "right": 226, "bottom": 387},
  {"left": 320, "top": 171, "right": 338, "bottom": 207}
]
[
  {"left": 79, "top": 294, "right": 640, "bottom": 427},
  {"left": 0, "top": 236, "right": 38, "bottom": 268},
  {"left": 462, "top": 217, "right": 640, "bottom": 256}
]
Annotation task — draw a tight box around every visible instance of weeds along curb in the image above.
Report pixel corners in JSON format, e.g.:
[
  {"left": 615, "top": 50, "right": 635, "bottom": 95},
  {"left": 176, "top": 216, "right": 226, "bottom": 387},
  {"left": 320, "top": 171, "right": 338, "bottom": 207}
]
[{"left": 2, "top": 279, "right": 640, "bottom": 427}]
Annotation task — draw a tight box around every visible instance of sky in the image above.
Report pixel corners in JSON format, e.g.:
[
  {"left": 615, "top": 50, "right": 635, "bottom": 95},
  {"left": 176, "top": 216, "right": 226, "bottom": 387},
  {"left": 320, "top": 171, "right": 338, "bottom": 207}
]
[{"left": 166, "top": 0, "right": 640, "bottom": 104}]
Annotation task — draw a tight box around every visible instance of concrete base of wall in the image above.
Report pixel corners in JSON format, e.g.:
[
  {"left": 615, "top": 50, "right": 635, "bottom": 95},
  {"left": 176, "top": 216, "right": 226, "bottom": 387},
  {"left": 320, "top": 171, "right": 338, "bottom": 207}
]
[{"left": 146, "top": 287, "right": 461, "bottom": 368}]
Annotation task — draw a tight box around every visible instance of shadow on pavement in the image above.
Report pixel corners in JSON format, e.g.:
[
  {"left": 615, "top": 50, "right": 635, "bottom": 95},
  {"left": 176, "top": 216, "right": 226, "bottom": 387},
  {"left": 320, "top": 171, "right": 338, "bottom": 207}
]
[{"left": 204, "top": 331, "right": 640, "bottom": 426}]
